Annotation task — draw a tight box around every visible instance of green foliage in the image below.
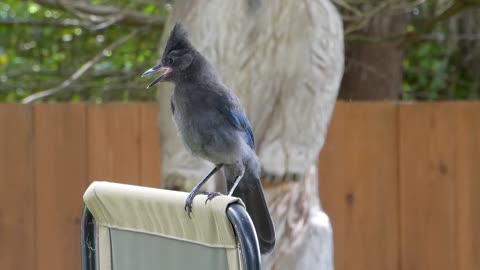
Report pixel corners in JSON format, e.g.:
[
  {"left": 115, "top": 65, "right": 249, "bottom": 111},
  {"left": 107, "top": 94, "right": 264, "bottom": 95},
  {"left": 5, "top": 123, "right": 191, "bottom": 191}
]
[
  {"left": 403, "top": 41, "right": 449, "bottom": 100},
  {"left": 403, "top": 41, "right": 479, "bottom": 100},
  {"left": 1, "top": 0, "right": 478, "bottom": 102},
  {"left": 0, "top": 0, "right": 166, "bottom": 102},
  {"left": 402, "top": 2, "right": 480, "bottom": 100}
]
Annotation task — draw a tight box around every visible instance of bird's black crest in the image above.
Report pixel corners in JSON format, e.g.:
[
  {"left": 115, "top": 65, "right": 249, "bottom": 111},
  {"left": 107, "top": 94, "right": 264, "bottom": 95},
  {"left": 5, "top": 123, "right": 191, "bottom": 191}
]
[{"left": 164, "top": 23, "right": 192, "bottom": 54}]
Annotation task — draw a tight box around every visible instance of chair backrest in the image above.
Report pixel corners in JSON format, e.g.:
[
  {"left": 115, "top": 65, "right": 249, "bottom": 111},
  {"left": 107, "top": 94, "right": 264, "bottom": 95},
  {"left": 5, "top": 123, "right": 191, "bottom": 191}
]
[{"left": 81, "top": 181, "right": 260, "bottom": 270}]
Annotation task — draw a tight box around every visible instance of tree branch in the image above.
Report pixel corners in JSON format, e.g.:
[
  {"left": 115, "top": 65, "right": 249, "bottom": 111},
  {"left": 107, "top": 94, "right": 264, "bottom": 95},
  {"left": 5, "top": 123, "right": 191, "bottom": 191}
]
[
  {"left": 345, "top": 0, "right": 480, "bottom": 44},
  {"left": 0, "top": 18, "right": 90, "bottom": 28},
  {"left": 32, "top": 0, "right": 165, "bottom": 27},
  {"left": 21, "top": 29, "right": 139, "bottom": 104},
  {"left": 405, "top": 0, "right": 479, "bottom": 42}
]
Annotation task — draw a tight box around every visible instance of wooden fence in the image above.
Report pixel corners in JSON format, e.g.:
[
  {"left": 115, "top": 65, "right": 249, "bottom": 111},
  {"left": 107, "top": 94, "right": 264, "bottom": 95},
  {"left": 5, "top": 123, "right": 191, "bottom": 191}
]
[{"left": 0, "top": 102, "right": 479, "bottom": 270}]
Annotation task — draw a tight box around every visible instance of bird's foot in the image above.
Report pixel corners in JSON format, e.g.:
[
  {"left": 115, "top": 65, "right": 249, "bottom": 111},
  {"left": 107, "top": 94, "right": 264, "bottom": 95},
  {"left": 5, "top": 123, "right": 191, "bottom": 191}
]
[
  {"left": 184, "top": 192, "right": 198, "bottom": 219},
  {"left": 204, "top": 192, "right": 223, "bottom": 204}
]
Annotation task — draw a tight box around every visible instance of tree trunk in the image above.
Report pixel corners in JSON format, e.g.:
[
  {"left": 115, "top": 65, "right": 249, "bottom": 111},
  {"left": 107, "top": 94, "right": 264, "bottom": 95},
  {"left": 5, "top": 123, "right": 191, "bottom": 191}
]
[
  {"left": 157, "top": 1, "right": 344, "bottom": 269},
  {"left": 339, "top": 14, "right": 408, "bottom": 100}
]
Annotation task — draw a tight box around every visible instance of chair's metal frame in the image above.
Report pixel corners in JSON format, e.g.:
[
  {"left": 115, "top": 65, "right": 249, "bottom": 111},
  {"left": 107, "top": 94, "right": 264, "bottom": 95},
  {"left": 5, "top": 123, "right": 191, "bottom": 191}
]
[
  {"left": 80, "top": 207, "right": 97, "bottom": 270},
  {"left": 80, "top": 202, "right": 261, "bottom": 270}
]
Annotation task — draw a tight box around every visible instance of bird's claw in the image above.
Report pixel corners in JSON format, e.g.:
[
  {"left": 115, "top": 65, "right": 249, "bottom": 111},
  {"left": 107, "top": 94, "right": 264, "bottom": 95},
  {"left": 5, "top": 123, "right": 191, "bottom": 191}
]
[
  {"left": 184, "top": 193, "right": 195, "bottom": 219},
  {"left": 204, "top": 192, "right": 222, "bottom": 204}
]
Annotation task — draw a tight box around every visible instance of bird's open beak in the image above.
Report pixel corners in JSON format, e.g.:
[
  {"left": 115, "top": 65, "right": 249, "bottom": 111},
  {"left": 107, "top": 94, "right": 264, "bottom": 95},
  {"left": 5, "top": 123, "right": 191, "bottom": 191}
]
[{"left": 142, "top": 65, "right": 172, "bottom": 88}]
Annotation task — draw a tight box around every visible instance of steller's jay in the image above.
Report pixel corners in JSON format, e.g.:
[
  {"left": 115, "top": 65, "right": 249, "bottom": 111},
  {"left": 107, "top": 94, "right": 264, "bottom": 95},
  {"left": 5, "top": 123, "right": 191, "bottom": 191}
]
[{"left": 142, "top": 23, "right": 275, "bottom": 254}]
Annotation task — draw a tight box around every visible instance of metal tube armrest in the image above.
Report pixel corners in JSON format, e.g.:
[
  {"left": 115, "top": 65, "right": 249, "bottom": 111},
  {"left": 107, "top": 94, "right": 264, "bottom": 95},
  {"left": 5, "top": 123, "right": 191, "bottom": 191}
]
[
  {"left": 81, "top": 206, "right": 97, "bottom": 270},
  {"left": 226, "top": 203, "right": 261, "bottom": 270}
]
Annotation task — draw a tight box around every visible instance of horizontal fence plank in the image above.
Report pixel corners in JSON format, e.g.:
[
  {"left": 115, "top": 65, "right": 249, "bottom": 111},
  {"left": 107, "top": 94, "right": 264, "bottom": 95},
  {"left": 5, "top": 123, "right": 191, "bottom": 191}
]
[
  {"left": 0, "top": 101, "right": 478, "bottom": 270},
  {"left": 319, "top": 102, "right": 399, "bottom": 270},
  {"left": 140, "top": 103, "right": 161, "bottom": 188},
  {"left": 399, "top": 102, "right": 457, "bottom": 270},
  {"left": 34, "top": 104, "right": 88, "bottom": 270},
  {"left": 456, "top": 103, "right": 480, "bottom": 270},
  {"left": 0, "top": 104, "right": 35, "bottom": 270},
  {"left": 87, "top": 103, "right": 142, "bottom": 185}
]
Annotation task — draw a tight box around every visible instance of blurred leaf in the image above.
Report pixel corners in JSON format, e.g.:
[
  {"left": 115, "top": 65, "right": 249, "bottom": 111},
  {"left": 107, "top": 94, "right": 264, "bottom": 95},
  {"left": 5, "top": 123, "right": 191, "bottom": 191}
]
[{"left": 143, "top": 4, "right": 156, "bottom": 14}]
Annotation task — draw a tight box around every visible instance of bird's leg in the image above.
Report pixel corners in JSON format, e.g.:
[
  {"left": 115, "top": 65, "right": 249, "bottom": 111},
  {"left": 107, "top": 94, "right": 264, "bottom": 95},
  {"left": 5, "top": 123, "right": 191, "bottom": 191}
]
[
  {"left": 184, "top": 164, "right": 223, "bottom": 218},
  {"left": 227, "top": 168, "right": 245, "bottom": 196},
  {"left": 204, "top": 191, "right": 223, "bottom": 204},
  {"left": 205, "top": 164, "right": 245, "bottom": 204}
]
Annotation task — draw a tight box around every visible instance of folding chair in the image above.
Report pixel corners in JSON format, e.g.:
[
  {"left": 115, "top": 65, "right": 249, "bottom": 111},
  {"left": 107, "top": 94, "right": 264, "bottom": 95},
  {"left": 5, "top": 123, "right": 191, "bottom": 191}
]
[{"left": 80, "top": 181, "right": 261, "bottom": 270}]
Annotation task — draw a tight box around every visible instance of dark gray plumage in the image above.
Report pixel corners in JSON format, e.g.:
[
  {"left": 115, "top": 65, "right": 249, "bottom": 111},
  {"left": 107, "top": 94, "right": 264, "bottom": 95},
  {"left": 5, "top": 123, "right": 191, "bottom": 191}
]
[{"left": 142, "top": 23, "right": 275, "bottom": 254}]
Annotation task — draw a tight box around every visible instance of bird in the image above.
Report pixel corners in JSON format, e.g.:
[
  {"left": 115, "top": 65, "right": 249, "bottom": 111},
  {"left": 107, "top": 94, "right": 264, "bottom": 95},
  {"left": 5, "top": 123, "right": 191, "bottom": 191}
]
[{"left": 141, "top": 23, "right": 275, "bottom": 254}]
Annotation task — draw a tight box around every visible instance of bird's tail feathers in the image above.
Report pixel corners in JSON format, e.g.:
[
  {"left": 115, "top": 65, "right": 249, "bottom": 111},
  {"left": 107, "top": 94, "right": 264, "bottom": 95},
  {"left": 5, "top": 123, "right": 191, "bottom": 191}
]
[{"left": 232, "top": 164, "right": 276, "bottom": 254}]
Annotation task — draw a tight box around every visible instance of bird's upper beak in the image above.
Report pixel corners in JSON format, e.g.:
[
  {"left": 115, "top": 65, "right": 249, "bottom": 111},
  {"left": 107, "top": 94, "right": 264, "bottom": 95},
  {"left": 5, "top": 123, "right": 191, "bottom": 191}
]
[{"left": 141, "top": 64, "right": 172, "bottom": 88}]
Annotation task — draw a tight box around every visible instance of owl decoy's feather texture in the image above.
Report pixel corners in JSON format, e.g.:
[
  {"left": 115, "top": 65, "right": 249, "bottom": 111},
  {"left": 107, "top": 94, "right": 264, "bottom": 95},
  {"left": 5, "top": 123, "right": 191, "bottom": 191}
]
[{"left": 142, "top": 22, "right": 275, "bottom": 254}]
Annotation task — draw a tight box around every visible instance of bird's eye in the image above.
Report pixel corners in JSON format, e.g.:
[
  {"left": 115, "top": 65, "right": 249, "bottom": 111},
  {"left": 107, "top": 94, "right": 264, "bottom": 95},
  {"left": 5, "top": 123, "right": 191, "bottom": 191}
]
[{"left": 167, "top": 57, "right": 174, "bottom": 65}]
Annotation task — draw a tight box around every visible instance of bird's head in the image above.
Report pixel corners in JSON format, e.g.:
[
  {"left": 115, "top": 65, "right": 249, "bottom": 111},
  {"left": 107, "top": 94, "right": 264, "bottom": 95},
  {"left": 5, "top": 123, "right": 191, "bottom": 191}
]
[{"left": 142, "top": 23, "right": 196, "bottom": 88}]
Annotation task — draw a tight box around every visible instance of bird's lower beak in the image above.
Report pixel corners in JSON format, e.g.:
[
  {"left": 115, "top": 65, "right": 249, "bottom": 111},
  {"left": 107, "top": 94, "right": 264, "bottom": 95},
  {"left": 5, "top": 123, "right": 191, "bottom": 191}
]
[{"left": 142, "top": 65, "right": 172, "bottom": 88}]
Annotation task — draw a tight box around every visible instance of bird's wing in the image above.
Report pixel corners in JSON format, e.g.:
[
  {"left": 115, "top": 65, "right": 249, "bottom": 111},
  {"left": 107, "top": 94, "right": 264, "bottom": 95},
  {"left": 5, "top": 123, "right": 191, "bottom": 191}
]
[
  {"left": 227, "top": 108, "right": 255, "bottom": 150},
  {"left": 212, "top": 90, "right": 255, "bottom": 150}
]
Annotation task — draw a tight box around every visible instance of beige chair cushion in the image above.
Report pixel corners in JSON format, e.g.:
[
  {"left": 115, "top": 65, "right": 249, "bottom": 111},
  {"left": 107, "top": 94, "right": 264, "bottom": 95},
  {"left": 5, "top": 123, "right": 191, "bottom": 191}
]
[{"left": 83, "top": 181, "right": 244, "bottom": 270}]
